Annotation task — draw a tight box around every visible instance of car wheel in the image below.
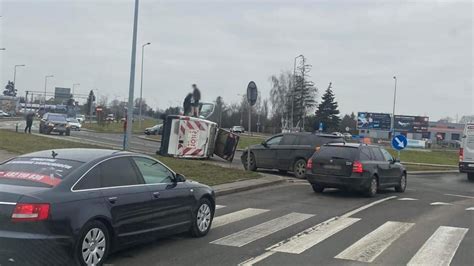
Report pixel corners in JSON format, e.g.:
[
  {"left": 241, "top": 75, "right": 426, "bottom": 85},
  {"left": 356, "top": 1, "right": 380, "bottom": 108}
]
[
  {"left": 365, "top": 176, "right": 378, "bottom": 197},
  {"left": 66, "top": 129, "right": 71, "bottom": 136},
  {"left": 190, "top": 198, "right": 213, "bottom": 237},
  {"left": 39, "top": 126, "right": 43, "bottom": 134},
  {"left": 293, "top": 159, "right": 307, "bottom": 179},
  {"left": 395, "top": 173, "right": 407, "bottom": 192},
  {"left": 243, "top": 152, "right": 257, "bottom": 171},
  {"left": 468, "top": 173, "right": 474, "bottom": 181},
  {"left": 75, "top": 221, "right": 110, "bottom": 266},
  {"left": 59, "top": 132, "right": 64, "bottom": 136},
  {"left": 312, "top": 183, "right": 324, "bottom": 193}
]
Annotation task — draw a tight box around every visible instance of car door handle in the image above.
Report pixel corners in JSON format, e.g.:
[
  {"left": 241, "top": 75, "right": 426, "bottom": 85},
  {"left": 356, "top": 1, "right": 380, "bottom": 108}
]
[
  {"left": 152, "top": 192, "right": 160, "bottom": 199},
  {"left": 108, "top": 197, "right": 118, "bottom": 204}
]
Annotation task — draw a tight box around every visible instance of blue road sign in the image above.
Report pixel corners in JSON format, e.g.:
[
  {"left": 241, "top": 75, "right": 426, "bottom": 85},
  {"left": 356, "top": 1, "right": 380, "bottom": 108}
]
[{"left": 392, "top": 135, "right": 408, "bottom": 151}]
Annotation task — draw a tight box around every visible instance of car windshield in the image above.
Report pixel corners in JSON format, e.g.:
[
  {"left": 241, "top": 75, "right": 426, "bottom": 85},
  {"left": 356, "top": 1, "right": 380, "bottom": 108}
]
[
  {"left": 199, "top": 103, "right": 214, "bottom": 119},
  {"left": 0, "top": 157, "right": 83, "bottom": 188},
  {"left": 67, "top": 118, "right": 79, "bottom": 123},
  {"left": 48, "top": 114, "right": 66, "bottom": 122}
]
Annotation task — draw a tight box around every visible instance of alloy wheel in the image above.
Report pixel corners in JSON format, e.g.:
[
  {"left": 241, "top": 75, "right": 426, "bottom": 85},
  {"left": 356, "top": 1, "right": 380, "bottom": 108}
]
[
  {"left": 197, "top": 203, "right": 211, "bottom": 233},
  {"left": 82, "top": 228, "right": 106, "bottom": 266}
]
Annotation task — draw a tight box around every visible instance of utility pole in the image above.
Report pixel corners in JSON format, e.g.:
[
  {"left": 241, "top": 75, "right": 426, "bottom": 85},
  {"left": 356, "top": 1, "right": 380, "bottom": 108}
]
[
  {"left": 301, "top": 56, "right": 306, "bottom": 131},
  {"left": 139, "top": 42, "right": 151, "bottom": 130},
  {"left": 13, "top": 65, "right": 26, "bottom": 94},
  {"left": 391, "top": 76, "right": 397, "bottom": 137},
  {"left": 44, "top": 75, "right": 54, "bottom": 108},
  {"left": 124, "top": 0, "right": 140, "bottom": 151},
  {"left": 292, "top": 55, "right": 303, "bottom": 131}
]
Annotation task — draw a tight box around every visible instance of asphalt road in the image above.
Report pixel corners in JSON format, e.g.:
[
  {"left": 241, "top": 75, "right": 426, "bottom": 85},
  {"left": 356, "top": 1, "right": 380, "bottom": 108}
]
[{"left": 105, "top": 173, "right": 473, "bottom": 266}]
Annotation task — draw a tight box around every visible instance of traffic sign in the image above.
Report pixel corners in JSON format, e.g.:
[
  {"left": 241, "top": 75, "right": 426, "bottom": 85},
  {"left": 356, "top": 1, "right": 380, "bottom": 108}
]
[
  {"left": 247, "top": 81, "right": 258, "bottom": 106},
  {"left": 392, "top": 135, "right": 407, "bottom": 151}
]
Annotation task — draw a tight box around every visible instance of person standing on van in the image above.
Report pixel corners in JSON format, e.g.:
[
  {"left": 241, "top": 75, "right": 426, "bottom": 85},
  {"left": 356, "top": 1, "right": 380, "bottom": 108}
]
[
  {"left": 183, "top": 93, "right": 193, "bottom": 116},
  {"left": 191, "top": 84, "right": 201, "bottom": 117},
  {"left": 24, "top": 112, "right": 34, "bottom": 134}
]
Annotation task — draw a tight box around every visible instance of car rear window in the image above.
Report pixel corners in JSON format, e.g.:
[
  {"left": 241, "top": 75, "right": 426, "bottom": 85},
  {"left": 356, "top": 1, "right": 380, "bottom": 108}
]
[
  {"left": 0, "top": 157, "right": 82, "bottom": 187},
  {"left": 315, "top": 146, "right": 358, "bottom": 160}
]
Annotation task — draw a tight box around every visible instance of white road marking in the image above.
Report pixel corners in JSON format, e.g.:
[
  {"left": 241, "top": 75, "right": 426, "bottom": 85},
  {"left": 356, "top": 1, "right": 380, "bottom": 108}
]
[
  {"left": 211, "top": 212, "right": 314, "bottom": 247},
  {"left": 238, "top": 196, "right": 397, "bottom": 266},
  {"left": 398, "top": 198, "right": 418, "bottom": 201},
  {"left": 213, "top": 208, "right": 269, "bottom": 228},
  {"left": 444, "top": 194, "right": 474, "bottom": 199},
  {"left": 430, "top": 202, "right": 453, "bottom": 206},
  {"left": 335, "top": 221, "right": 414, "bottom": 263},
  {"left": 215, "top": 205, "right": 226, "bottom": 210},
  {"left": 269, "top": 217, "right": 360, "bottom": 254},
  {"left": 407, "top": 226, "right": 468, "bottom": 266},
  {"left": 466, "top": 207, "right": 474, "bottom": 211},
  {"left": 238, "top": 251, "right": 276, "bottom": 266}
]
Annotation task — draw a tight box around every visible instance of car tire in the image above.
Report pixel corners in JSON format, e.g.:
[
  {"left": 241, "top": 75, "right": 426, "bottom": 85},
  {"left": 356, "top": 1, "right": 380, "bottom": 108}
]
[
  {"left": 59, "top": 132, "right": 64, "bottom": 136},
  {"left": 39, "top": 126, "right": 43, "bottom": 134},
  {"left": 293, "top": 159, "right": 307, "bottom": 179},
  {"left": 75, "top": 220, "right": 110, "bottom": 266},
  {"left": 190, "top": 198, "right": 213, "bottom": 237},
  {"left": 365, "top": 176, "right": 378, "bottom": 197},
  {"left": 395, "top": 173, "right": 407, "bottom": 192},
  {"left": 312, "top": 183, "right": 324, "bottom": 193},
  {"left": 66, "top": 129, "right": 71, "bottom": 136},
  {"left": 468, "top": 173, "right": 474, "bottom": 181},
  {"left": 243, "top": 152, "right": 257, "bottom": 171}
]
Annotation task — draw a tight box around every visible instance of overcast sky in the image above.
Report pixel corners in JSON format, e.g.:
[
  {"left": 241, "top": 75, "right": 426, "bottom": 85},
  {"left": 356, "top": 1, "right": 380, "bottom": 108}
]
[{"left": 1, "top": 0, "right": 472, "bottom": 120}]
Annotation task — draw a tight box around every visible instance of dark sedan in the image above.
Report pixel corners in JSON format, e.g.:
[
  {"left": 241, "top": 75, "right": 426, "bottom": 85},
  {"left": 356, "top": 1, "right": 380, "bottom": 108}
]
[
  {"left": 39, "top": 113, "right": 71, "bottom": 136},
  {"left": 241, "top": 133, "right": 343, "bottom": 178},
  {"left": 306, "top": 143, "right": 407, "bottom": 197},
  {"left": 0, "top": 149, "right": 215, "bottom": 265},
  {"left": 144, "top": 124, "right": 163, "bottom": 135}
]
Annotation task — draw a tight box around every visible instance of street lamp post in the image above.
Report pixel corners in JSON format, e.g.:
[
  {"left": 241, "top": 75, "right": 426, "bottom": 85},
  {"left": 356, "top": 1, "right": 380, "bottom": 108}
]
[
  {"left": 391, "top": 76, "right": 397, "bottom": 137},
  {"left": 139, "top": 42, "right": 151, "bottom": 130},
  {"left": 44, "top": 75, "right": 54, "bottom": 107},
  {"left": 124, "top": 0, "right": 140, "bottom": 151},
  {"left": 0, "top": 48, "right": 5, "bottom": 51},
  {"left": 73, "top": 83, "right": 80, "bottom": 97},
  {"left": 13, "top": 64, "right": 26, "bottom": 92}
]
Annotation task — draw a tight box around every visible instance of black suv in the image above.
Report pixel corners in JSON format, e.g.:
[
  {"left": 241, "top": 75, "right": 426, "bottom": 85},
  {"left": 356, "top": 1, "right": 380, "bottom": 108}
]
[
  {"left": 306, "top": 143, "right": 406, "bottom": 197},
  {"left": 39, "top": 113, "right": 71, "bottom": 136},
  {"left": 241, "top": 133, "right": 343, "bottom": 178}
]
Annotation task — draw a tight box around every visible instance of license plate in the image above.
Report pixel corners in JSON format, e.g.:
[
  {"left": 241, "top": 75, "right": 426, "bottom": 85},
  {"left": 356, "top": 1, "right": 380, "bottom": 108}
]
[
  {"left": 323, "top": 165, "right": 341, "bottom": 170},
  {"left": 469, "top": 164, "right": 474, "bottom": 168}
]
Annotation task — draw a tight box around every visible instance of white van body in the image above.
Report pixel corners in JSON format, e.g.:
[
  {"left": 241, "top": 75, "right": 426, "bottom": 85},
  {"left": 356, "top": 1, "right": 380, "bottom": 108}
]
[{"left": 459, "top": 123, "right": 474, "bottom": 181}]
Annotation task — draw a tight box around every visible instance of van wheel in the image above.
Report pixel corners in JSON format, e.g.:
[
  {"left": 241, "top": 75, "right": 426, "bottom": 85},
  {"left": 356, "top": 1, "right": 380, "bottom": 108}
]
[
  {"left": 312, "top": 183, "right": 324, "bottom": 193},
  {"left": 468, "top": 173, "right": 474, "bottom": 181},
  {"left": 243, "top": 152, "right": 257, "bottom": 171},
  {"left": 293, "top": 159, "right": 307, "bottom": 179},
  {"left": 365, "top": 177, "right": 378, "bottom": 197},
  {"left": 395, "top": 173, "right": 407, "bottom": 192}
]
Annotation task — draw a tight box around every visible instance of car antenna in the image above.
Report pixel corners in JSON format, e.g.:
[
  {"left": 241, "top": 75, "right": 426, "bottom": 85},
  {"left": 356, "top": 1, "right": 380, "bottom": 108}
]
[{"left": 51, "top": 151, "right": 58, "bottom": 159}]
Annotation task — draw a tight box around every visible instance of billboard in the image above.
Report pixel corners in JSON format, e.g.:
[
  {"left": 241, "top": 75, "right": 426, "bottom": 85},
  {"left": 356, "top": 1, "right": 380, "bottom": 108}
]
[
  {"left": 394, "top": 115, "right": 429, "bottom": 133},
  {"left": 54, "top": 87, "right": 71, "bottom": 102},
  {"left": 357, "top": 112, "right": 391, "bottom": 130}
]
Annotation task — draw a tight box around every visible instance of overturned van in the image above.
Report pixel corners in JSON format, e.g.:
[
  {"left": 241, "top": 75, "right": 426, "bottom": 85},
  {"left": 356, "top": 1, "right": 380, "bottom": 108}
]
[{"left": 159, "top": 115, "right": 240, "bottom": 162}]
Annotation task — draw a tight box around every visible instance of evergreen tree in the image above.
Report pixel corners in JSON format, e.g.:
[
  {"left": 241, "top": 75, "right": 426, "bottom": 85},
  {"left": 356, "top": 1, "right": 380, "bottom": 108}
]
[{"left": 315, "top": 83, "right": 340, "bottom": 132}]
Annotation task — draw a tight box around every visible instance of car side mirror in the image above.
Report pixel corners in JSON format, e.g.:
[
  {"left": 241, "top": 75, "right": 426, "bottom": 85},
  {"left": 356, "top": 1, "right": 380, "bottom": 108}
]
[
  {"left": 391, "top": 158, "right": 399, "bottom": 164},
  {"left": 262, "top": 141, "right": 268, "bottom": 147},
  {"left": 175, "top": 173, "right": 186, "bottom": 182}
]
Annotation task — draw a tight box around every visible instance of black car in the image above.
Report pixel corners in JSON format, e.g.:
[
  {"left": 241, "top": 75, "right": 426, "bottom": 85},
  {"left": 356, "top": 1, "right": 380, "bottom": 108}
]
[
  {"left": 306, "top": 143, "right": 407, "bottom": 197},
  {"left": 39, "top": 112, "right": 71, "bottom": 136},
  {"left": 0, "top": 149, "right": 215, "bottom": 265},
  {"left": 241, "top": 133, "right": 343, "bottom": 178},
  {"left": 144, "top": 124, "right": 163, "bottom": 135}
]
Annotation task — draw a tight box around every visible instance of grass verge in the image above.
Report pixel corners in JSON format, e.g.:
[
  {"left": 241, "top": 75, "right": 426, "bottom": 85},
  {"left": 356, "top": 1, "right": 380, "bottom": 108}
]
[
  {"left": 238, "top": 135, "right": 265, "bottom": 150},
  {"left": 388, "top": 148, "right": 458, "bottom": 166},
  {"left": 83, "top": 119, "right": 159, "bottom": 134},
  {"left": 0, "top": 129, "right": 259, "bottom": 186},
  {"left": 406, "top": 164, "right": 457, "bottom": 172}
]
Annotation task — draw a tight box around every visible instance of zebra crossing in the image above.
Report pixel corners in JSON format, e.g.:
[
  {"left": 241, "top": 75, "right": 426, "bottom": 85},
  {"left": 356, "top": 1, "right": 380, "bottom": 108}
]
[{"left": 211, "top": 202, "right": 471, "bottom": 265}]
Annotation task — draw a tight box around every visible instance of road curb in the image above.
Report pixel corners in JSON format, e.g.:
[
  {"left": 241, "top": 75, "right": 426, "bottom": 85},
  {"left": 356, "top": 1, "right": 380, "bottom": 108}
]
[
  {"left": 214, "top": 175, "right": 287, "bottom": 197},
  {"left": 409, "top": 170, "right": 460, "bottom": 175}
]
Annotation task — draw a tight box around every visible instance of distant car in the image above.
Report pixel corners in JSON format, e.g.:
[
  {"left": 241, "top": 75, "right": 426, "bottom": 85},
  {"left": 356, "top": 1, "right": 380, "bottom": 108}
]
[
  {"left": 306, "top": 143, "right": 407, "bottom": 197},
  {"left": 332, "top": 132, "right": 343, "bottom": 136},
  {"left": 39, "top": 113, "right": 71, "bottom": 136},
  {"left": 106, "top": 114, "right": 115, "bottom": 122},
  {"left": 459, "top": 123, "right": 474, "bottom": 181},
  {"left": 76, "top": 114, "right": 86, "bottom": 123},
  {"left": 241, "top": 133, "right": 344, "bottom": 178},
  {"left": 66, "top": 118, "right": 82, "bottom": 131},
  {"left": 0, "top": 149, "right": 215, "bottom": 265},
  {"left": 0, "top": 110, "right": 11, "bottom": 117},
  {"left": 231, "top": 126, "right": 245, "bottom": 133},
  {"left": 343, "top": 132, "right": 352, "bottom": 139},
  {"left": 144, "top": 124, "right": 163, "bottom": 135}
]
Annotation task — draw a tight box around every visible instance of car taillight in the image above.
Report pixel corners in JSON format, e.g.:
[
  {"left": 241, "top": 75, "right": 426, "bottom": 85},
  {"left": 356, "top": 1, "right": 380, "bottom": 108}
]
[
  {"left": 306, "top": 158, "right": 313, "bottom": 169},
  {"left": 352, "top": 161, "right": 363, "bottom": 173},
  {"left": 12, "top": 203, "right": 50, "bottom": 222},
  {"left": 459, "top": 148, "right": 464, "bottom": 162}
]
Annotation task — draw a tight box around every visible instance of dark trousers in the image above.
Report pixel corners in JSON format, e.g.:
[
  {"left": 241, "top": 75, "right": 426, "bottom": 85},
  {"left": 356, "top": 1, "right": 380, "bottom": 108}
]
[{"left": 25, "top": 121, "right": 33, "bottom": 133}]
